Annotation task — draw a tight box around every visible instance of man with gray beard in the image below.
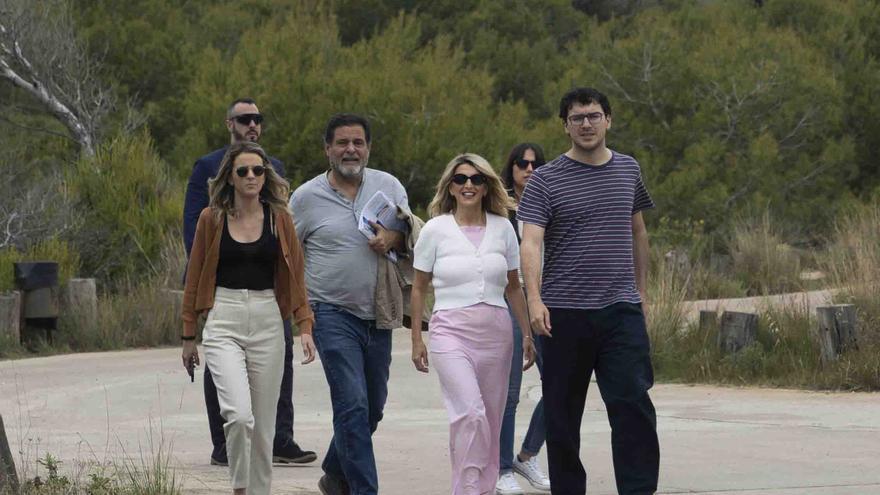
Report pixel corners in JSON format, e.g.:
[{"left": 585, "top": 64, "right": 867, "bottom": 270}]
[{"left": 288, "top": 113, "right": 410, "bottom": 495}]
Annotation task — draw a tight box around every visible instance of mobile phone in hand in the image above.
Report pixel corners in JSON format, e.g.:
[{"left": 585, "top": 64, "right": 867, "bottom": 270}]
[{"left": 187, "top": 356, "right": 195, "bottom": 382}]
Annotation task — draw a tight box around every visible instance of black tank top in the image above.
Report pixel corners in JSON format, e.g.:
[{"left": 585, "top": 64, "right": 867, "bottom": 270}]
[{"left": 216, "top": 204, "right": 278, "bottom": 290}]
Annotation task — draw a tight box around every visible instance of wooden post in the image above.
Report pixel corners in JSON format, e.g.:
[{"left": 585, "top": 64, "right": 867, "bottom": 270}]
[
  {"left": 63, "top": 278, "right": 98, "bottom": 323},
  {"left": 815, "top": 304, "right": 858, "bottom": 364},
  {"left": 699, "top": 310, "right": 718, "bottom": 334},
  {"left": 718, "top": 311, "right": 757, "bottom": 354},
  {"left": 0, "top": 414, "right": 19, "bottom": 492},
  {"left": 0, "top": 292, "right": 21, "bottom": 344}
]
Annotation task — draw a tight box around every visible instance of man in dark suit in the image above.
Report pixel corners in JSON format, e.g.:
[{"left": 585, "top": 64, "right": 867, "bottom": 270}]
[{"left": 183, "top": 97, "right": 316, "bottom": 467}]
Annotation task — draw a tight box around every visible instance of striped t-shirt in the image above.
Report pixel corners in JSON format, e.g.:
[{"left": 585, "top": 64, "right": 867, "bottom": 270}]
[{"left": 517, "top": 151, "right": 654, "bottom": 310}]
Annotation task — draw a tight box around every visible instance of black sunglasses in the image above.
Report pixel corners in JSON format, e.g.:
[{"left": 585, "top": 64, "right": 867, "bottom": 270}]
[
  {"left": 451, "top": 173, "right": 487, "bottom": 186},
  {"left": 231, "top": 113, "right": 264, "bottom": 125},
  {"left": 235, "top": 165, "right": 266, "bottom": 178},
  {"left": 514, "top": 158, "right": 541, "bottom": 170}
]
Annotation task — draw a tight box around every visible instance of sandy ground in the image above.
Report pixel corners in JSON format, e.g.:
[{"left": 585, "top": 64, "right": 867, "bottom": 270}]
[{"left": 2, "top": 327, "right": 879, "bottom": 495}]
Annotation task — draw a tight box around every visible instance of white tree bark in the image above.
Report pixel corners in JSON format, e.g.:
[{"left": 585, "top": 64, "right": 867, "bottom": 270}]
[{"left": 0, "top": 0, "right": 114, "bottom": 157}]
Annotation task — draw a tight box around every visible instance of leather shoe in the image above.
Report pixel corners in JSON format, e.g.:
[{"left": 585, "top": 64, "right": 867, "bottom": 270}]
[
  {"left": 209, "top": 445, "right": 228, "bottom": 467},
  {"left": 273, "top": 440, "right": 317, "bottom": 464},
  {"left": 318, "top": 473, "right": 349, "bottom": 495}
]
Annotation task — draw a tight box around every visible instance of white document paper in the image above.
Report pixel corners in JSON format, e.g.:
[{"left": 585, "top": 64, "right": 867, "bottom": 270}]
[{"left": 358, "top": 191, "right": 407, "bottom": 262}]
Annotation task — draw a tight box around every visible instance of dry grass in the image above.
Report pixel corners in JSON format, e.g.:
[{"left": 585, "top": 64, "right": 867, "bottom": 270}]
[
  {"left": 57, "top": 231, "right": 185, "bottom": 351},
  {"left": 823, "top": 201, "right": 880, "bottom": 343},
  {"left": 9, "top": 232, "right": 185, "bottom": 355},
  {"left": 4, "top": 426, "right": 181, "bottom": 495},
  {"left": 729, "top": 212, "right": 802, "bottom": 296},
  {"left": 646, "top": 205, "right": 880, "bottom": 390}
]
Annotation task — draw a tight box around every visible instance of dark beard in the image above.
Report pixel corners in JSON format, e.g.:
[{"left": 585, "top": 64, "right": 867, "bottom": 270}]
[{"left": 232, "top": 128, "right": 258, "bottom": 143}]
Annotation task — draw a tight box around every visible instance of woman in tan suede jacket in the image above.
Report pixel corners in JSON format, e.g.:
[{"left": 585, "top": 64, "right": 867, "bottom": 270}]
[{"left": 181, "top": 141, "right": 314, "bottom": 495}]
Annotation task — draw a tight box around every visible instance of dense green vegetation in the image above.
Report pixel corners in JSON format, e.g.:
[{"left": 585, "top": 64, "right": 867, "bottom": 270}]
[
  {"left": 1, "top": 0, "right": 879, "bottom": 387},
  {"left": 3, "top": 0, "right": 879, "bottom": 287}
]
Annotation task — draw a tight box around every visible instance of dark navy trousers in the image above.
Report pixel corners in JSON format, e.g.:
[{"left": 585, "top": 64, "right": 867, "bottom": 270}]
[
  {"left": 542, "top": 303, "right": 660, "bottom": 495},
  {"left": 204, "top": 319, "right": 296, "bottom": 453}
]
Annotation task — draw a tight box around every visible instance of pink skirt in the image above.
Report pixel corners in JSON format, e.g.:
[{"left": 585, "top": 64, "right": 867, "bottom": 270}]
[{"left": 430, "top": 302, "right": 513, "bottom": 495}]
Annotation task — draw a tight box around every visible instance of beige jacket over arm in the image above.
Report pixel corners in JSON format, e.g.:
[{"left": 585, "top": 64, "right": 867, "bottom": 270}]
[{"left": 374, "top": 206, "right": 432, "bottom": 330}]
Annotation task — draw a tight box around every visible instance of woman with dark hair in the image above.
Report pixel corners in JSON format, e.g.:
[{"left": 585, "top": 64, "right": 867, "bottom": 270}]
[
  {"left": 496, "top": 143, "right": 551, "bottom": 494},
  {"left": 409, "top": 153, "right": 535, "bottom": 495},
  {"left": 500, "top": 143, "right": 545, "bottom": 198},
  {"left": 181, "top": 141, "right": 315, "bottom": 495}
]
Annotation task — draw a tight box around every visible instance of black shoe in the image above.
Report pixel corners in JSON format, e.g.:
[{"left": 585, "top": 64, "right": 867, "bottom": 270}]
[
  {"left": 318, "top": 473, "right": 349, "bottom": 495},
  {"left": 273, "top": 440, "right": 317, "bottom": 464},
  {"left": 209, "top": 445, "right": 228, "bottom": 467}
]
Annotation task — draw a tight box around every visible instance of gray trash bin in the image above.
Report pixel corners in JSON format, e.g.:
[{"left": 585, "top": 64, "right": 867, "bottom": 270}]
[{"left": 13, "top": 261, "right": 59, "bottom": 342}]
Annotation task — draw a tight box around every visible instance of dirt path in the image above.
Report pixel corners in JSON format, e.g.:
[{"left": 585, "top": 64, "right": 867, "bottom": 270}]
[{"left": 2, "top": 330, "right": 879, "bottom": 494}]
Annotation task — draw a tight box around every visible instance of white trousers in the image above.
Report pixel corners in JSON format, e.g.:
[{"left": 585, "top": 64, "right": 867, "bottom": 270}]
[{"left": 203, "top": 287, "right": 284, "bottom": 494}]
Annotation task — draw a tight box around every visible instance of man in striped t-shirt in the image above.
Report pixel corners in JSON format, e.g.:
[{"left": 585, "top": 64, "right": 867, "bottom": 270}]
[{"left": 518, "top": 87, "right": 660, "bottom": 494}]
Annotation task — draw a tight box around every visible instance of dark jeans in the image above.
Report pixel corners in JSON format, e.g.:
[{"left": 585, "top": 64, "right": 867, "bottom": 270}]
[
  {"left": 542, "top": 303, "right": 659, "bottom": 495},
  {"left": 312, "top": 302, "right": 392, "bottom": 495},
  {"left": 520, "top": 333, "right": 546, "bottom": 456},
  {"left": 204, "top": 319, "right": 296, "bottom": 454},
  {"left": 500, "top": 308, "right": 546, "bottom": 473}
]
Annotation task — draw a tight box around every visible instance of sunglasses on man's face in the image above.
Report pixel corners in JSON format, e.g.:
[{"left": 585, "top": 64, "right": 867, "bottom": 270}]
[
  {"left": 231, "top": 113, "right": 264, "bottom": 126},
  {"left": 451, "top": 173, "right": 487, "bottom": 186},
  {"left": 235, "top": 165, "right": 266, "bottom": 178},
  {"left": 514, "top": 158, "right": 541, "bottom": 170}
]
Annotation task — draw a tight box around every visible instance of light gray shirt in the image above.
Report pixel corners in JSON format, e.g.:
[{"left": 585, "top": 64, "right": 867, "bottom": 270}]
[{"left": 288, "top": 168, "right": 409, "bottom": 321}]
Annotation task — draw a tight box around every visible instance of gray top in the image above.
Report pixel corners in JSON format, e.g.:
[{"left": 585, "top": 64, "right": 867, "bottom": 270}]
[{"left": 289, "top": 168, "right": 409, "bottom": 322}]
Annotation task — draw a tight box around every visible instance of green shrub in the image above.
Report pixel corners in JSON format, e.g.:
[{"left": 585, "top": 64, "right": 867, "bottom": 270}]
[
  {"left": 0, "top": 248, "right": 17, "bottom": 293},
  {"left": 0, "top": 238, "right": 81, "bottom": 292},
  {"left": 66, "top": 131, "right": 181, "bottom": 287},
  {"left": 686, "top": 263, "right": 746, "bottom": 300},
  {"left": 9, "top": 432, "right": 181, "bottom": 495}
]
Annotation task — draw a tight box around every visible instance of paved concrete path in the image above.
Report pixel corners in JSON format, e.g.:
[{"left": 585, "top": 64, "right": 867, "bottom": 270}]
[
  {"left": 2, "top": 330, "right": 879, "bottom": 494},
  {"left": 682, "top": 289, "right": 837, "bottom": 324}
]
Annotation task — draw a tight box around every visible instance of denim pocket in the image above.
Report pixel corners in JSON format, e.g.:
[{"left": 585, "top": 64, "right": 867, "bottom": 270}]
[{"left": 311, "top": 301, "right": 344, "bottom": 314}]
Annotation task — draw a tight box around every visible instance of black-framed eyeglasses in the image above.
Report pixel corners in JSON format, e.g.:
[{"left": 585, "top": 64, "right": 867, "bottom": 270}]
[
  {"left": 235, "top": 165, "right": 266, "bottom": 177},
  {"left": 231, "top": 113, "right": 264, "bottom": 126},
  {"left": 567, "top": 112, "right": 605, "bottom": 127},
  {"left": 514, "top": 158, "right": 542, "bottom": 170},
  {"left": 451, "top": 173, "right": 487, "bottom": 186}
]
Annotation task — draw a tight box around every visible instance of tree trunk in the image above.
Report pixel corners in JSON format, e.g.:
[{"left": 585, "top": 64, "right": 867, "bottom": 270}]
[
  {"left": 718, "top": 311, "right": 757, "bottom": 354},
  {"left": 815, "top": 305, "right": 858, "bottom": 364},
  {"left": 0, "top": 58, "right": 95, "bottom": 156}
]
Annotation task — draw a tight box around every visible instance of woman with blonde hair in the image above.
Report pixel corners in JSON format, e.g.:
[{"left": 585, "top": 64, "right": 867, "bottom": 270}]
[
  {"left": 181, "top": 140, "right": 316, "bottom": 495},
  {"left": 409, "top": 153, "right": 535, "bottom": 495}
]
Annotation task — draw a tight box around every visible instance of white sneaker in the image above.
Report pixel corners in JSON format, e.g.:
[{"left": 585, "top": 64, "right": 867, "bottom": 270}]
[
  {"left": 495, "top": 472, "right": 524, "bottom": 495},
  {"left": 513, "top": 456, "right": 551, "bottom": 491}
]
